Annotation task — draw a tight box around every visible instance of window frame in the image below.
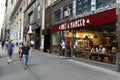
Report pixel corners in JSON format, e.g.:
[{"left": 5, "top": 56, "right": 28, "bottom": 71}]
[
  {"left": 53, "top": 9, "right": 61, "bottom": 23},
  {"left": 76, "top": 0, "right": 91, "bottom": 15},
  {"left": 63, "top": 3, "right": 73, "bottom": 19}
]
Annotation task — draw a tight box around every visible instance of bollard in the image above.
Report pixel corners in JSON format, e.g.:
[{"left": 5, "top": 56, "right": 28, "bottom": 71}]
[
  {"left": 117, "top": 55, "right": 120, "bottom": 72},
  {"left": 118, "top": 59, "right": 120, "bottom": 72},
  {"left": 47, "top": 49, "right": 50, "bottom": 54}
]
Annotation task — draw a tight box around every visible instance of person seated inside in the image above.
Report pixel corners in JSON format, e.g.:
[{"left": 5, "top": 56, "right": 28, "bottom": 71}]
[
  {"left": 90, "top": 45, "right": 99, "bottom": 60},
  {"left": 98, "top": 45, "right": 109, "bottom": 62},
  {"left": 110, "top": 46, "right": 117, "bottom": 64},
  {"left": 98, "top": 45, "right": 106, "bottom": 53},
  {"left": 90, "top": 45, "right": 99, "bottom": 53},
  {"left": 111, "top": 46, "right": 117, "bottom": 54}
]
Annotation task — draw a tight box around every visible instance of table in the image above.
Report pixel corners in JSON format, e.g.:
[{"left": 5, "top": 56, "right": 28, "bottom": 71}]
[{"left": 90, "top": 52, "right": 110, "bottom": 62}]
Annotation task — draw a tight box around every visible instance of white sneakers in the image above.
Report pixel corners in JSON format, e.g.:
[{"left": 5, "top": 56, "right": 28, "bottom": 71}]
[
  {"left": 9, "top": 59, "right": 12, "bottom": 62},
  {"left": 60, "top": 56, "right": 63, "bottom": 58},
  {"left": 7, "top": 59, "right": 12, "bottom": 64}
]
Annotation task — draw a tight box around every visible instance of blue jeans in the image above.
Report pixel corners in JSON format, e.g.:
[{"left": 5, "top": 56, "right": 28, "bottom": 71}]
[
  {"left": 61, "top": 48, "right": 66, "bottom": 56},
  {"left": 23, "top": 54, "right": 29, "bottom": 67}
]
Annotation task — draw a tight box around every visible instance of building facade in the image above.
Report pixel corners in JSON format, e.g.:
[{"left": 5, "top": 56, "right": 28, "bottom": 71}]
[
  {"left": 1, "top": 12, "right": 6, "bottom": 40},
  {"left": 9, "top": 0, "right": 27, "bottom": 44},
  {"left": 3, "top": 0, "right": 14, "bottom": 40},
  {"left": 23, "top": 0, "right": 42, "bottom": 49},
  {"left": 51, "top": 0, "right": 120, "bottom": 71},
  {"left": 41, "top": 0, "right": 57, "bottom": 52}
]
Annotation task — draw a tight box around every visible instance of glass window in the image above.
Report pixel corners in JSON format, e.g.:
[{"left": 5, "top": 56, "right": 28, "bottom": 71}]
[
  {"left": 54, "top": 9, "right": 61, "bottom": 23},
  {"left": 106, "top": 1, "right": 112, "bottom": 6},
  {"left": 83, "top": 0, "right": 89, "bottom": 3},
  {"left": 76, "top": 0, "right": 91, "bottom": 15},
  {"left": 96, "top": 0, "right": 104, "bottom": 9},
  {"left": 28, "top": 12, "right": 34, "bottom": 23},
  {"left": 37, "top": 4, "right": 40, "bottom": 19},
  {"left": 63, "top": 3, "right": 73, "bottom": 18},
  {"left": 97, "top": 0, "right": 103, "bottom": 3},
  {"left": 104, "top": 0, "right": 116, "bottom": 7}
]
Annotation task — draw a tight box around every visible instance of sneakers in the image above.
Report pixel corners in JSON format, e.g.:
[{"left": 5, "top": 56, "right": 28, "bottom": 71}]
[
  {"left": 60, "top": 56, "right": 63, "bottom": 59},
  {"left": 9, "top": 59, "right": 12, "bottom": 62},
  {"left": 24, "top": 66, "right": 27, "bottom": 70},
  {"left": 73, "top": 55, "right": 75, "bottom": 58},
  {"left": 7, "top": 61, "right": 10, "bottom": 64},
  {"left": 7, "top": 59, "right": 12, "bottom": 64}
]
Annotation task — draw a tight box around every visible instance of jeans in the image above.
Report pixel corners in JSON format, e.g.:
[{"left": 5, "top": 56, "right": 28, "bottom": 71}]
[
  {"left": 61, "top": 48, "right": 66, "bottom": 56},
  {"left": 23, "top": 54, "right": 29, "bottom": 67}
]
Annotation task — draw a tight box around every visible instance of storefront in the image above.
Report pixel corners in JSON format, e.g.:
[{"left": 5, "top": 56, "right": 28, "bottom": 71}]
[{"left": 51, "top": 8, "right": 118, "bottom": 65}]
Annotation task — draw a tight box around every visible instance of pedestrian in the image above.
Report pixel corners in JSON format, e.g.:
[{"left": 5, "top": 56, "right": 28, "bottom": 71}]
[
  {"left": 18, "top": 42, "right": 23, "bottom": 60},
  {"left": 90, "top": 45, "right": 99, "bottom": 60},
  {"left": 21, "top": 41, "right": 32, "bottom": 69},
  {"left": 30, "top": 40, "right": 34, "bottom": 48},
  {"left": 60, "top": 39, "right": 66, "bottom": 58},
  {"left": 5, "top": 39, "right": 14, "bottom": 64},
  {"left": 1, "top": 40, "right": 5, "bottom": 49}
]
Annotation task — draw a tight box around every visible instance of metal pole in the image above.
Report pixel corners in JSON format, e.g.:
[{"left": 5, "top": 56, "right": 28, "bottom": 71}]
[
  {"left": 71, "top": 30, "right": 76, "bottom": 58},
  {"left": 116, "top": 6, "right": 120, "bottom": 72}
]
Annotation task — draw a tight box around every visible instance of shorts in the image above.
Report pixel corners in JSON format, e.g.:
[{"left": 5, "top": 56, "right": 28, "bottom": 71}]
[{"left": 7, "top": 51, "right": 13, "bottom": 56}]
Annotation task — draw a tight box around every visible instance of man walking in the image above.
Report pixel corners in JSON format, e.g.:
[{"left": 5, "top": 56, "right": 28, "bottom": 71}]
[
  {"left": 5, "top": 39, "right": 14, "bottom": 64},
  {"left": 21, "top": 41, "right": 32, "bottom": 69}
]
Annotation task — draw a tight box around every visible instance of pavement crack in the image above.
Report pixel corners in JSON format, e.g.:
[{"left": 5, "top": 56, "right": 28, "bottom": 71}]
[
  {"left": 27, "top": 68, "right": 41, "bottom": 80},
  {"left": 20, "top": 60, "right": 41, "bottom": 80}
]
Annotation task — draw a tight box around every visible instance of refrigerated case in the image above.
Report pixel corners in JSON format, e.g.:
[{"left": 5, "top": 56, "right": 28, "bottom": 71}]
[{"left": 76, "top": 38, "right": 91, "bottom": 51}]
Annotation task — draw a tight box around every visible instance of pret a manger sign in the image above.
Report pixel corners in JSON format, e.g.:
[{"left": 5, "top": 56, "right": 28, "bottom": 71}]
[
  {"left": 59, "top": 18, "right": 90, "bottom": 30},
  {"left": 52, "top": 8, "right": 116, "bottom": 32}
]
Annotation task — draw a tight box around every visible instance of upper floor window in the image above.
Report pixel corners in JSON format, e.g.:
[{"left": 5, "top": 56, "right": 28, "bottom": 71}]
[
  {"left": 37, "top": 4, "right": 41, "bottom": 19},
  {"left": 54, "top": 9, "right": 61, "bottom": 23},
  {"left": 28, "top": 11, "right": 34, "bottom": 24},
  {"left": 104, "top": 0, "right": 115, "bottom": 7},
  {"left": 96, "top": 0, "right": 103, "bottom": 9},
  {"left": 76, "top": 0, "right": 91, "bottom": 15},
  {"left": 63, "top": 3, "right": 73, "bottom": 18}
]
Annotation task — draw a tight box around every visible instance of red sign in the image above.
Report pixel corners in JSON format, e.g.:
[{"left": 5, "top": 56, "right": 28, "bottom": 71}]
[{"left": 52, "top": 8, "right": 117, "bottom": 32}]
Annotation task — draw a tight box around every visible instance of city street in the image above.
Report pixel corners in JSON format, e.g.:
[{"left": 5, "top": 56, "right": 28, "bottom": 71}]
[{"left": 0, "top": 47, "right": 120, "bottom": 80}]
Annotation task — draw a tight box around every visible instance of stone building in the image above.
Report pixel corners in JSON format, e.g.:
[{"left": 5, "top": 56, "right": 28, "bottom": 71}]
[
  {"left": 51, "top": 0, "right": 120, "bottom": 72},
  {"left": 23, "top": 0, "right": 42, "bottom": 49},
  {"left": 41, "top": 0, "right": 57, "bottom": 52},
  {"left": 9, "top": 0, "right": 27, "bottom": 44}
]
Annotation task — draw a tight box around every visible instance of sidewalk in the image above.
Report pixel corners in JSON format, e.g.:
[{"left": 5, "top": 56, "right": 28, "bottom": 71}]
[
  {"left": 0, "top": 47, "right": 120, "bottom": 80},
  {"left": 0, "top": 46, "right": 19, "bottom": 58},
  {"left": 0, "top": 46, "right": 6, "bottom": 58}
]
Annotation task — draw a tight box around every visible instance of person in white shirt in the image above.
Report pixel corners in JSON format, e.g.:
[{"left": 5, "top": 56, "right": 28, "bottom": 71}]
[
  {"left": 98, "top": 45, "right": 106, "bottom": 62},
  {"left": 90, "top": 45, "right": 99, "bottom": 53},
  {"left": 98, "top": 45, "right": 106, "bottom": 53},
  {"left": 60, "top": 39, "right": 66, "bottom": 58}
]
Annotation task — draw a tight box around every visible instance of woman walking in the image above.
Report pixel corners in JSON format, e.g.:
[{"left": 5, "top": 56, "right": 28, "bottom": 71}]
[{"left": 60, "top": 39, "right": 66, "bottom": 58}]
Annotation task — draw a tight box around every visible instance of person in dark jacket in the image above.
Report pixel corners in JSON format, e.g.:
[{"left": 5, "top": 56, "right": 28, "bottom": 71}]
[
  {"left": 1, "top": 40, "right": 5, "bottom": 49},
  {"left": 21, "top": 41, "right": 32, "bottom": 69}
]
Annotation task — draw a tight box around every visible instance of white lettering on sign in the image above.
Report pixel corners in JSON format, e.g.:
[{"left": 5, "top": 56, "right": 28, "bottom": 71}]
[
  {"left": 86, "top": 19, "right": 90, "bottom": 24},
  {"left": 59, "top": 18, "right": 90, "bottom": 30},
  {"left": 59, "top": 23, "right": 67, "bottom": 30}
]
